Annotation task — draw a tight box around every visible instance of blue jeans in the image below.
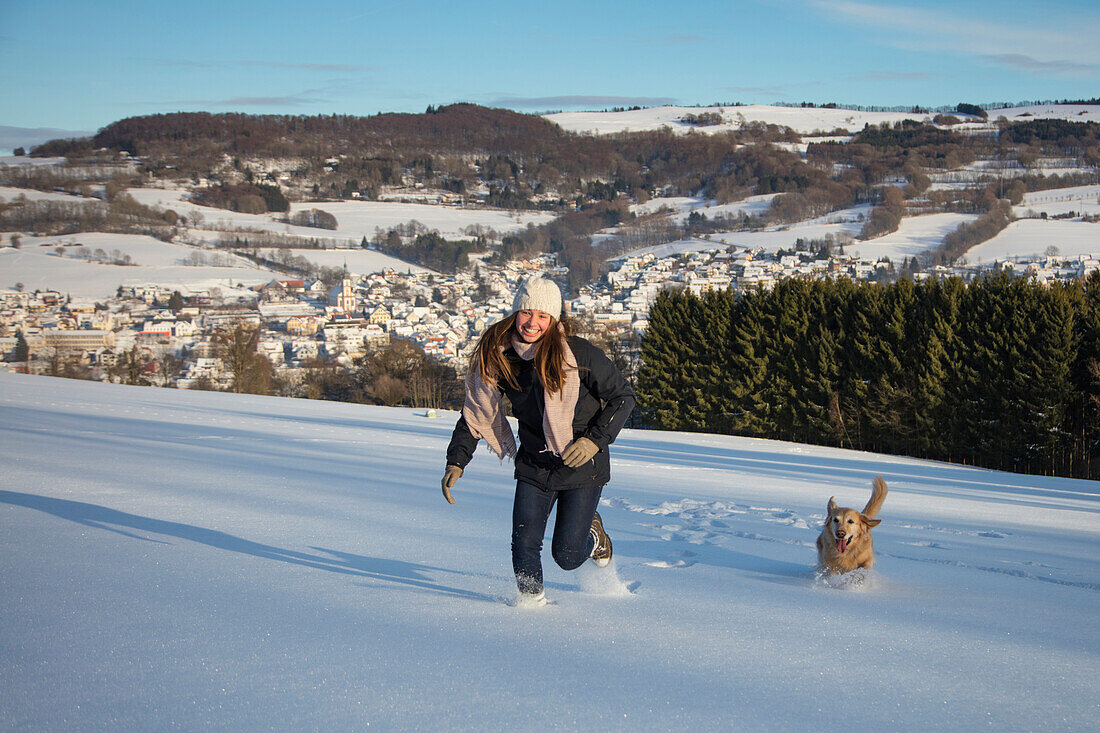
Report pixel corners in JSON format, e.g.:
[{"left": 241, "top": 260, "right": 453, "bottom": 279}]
[{"left": 511, "top": 480, "right": 603, "bottom": 594}]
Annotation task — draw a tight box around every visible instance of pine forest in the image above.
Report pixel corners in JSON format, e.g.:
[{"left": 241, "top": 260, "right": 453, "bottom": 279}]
[{"left": 636, "top": 271, "right": 1100, "bottom": 480}]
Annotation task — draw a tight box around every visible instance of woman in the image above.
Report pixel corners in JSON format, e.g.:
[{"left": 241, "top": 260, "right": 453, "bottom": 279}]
[{"left": 441, "top": 276, "right": 635, "bottom": 604}]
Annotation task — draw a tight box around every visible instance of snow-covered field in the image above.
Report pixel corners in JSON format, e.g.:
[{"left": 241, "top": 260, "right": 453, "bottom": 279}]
[
  {"left": 632, "top": 193, "right": 779, "bottom": 222},
  {"left": 0, "top": 233, "right": 279, "bottom": 298},
  {"left": 0, "top": 232, "right": 433, "bottom": 299},
  {"left": 0, "top": 185, "right": 555, "bottom": 295},
  {"left": 627, "top": 205, "right": 874, "bottom": 258},
  {"left": 126, "top": 187, "right": 555, "bottom": 242},
  {"left": 548, "top": 104, "right": 937, "bottom": 136},
  {"left": 1014, "top": 184, "right": 1100, "bottom": 219},
  {"left": 1, "top": 373, "right": 1097, "bottom": 729},
  {"left": 256, "top": 247, "right": 434, "bottom": 276},
  {"left": 843, "top": 213, "right": 979, "bottom": 262},
  {"left": 968, "top": 219, "right": 1100, "bottom": 262},
  {"left": 0, "top": 156, "right": 68, "bottom": 168},
  {"left": 0, "top": 185, "right": 89, "bottom": 204},
  {"left": 547, "top": 104, "right": 1100, "bottom": 137}
]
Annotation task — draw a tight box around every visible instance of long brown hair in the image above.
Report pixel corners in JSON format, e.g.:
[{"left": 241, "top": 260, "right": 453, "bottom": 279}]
[{"left": 472, "top": 313, "right": 575, "bottom": 394}]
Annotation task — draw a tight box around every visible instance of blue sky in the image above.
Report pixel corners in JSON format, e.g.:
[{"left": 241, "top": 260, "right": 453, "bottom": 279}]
[{"left": 1, "top": 0, "right": 1098, "bottom": 139}]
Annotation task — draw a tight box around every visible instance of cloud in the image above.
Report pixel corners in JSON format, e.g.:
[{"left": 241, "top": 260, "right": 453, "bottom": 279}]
[
  {"left": 722, "top": 81, "right": 824, "bottom": 97},
  {"left": 491, "top": 95, "right": 679, "bottom": 110},
  {"left": 811, "top": 1, "right": 1100, "bottom": 66},
  {"left": 152, "top": 59, "right": 375, "bottom": 73},
  {"left": 160, "top": 86, "right": 334, "bottom": 108},
  {"left": 197, "top": 95, "right": 322, "bottom": 107},
  {"left": 238, "top": 61, "right": 376, "bottom": 73},
  {"left": 154, "top": 59, "right": 221, "bottom": 69},
  {"left": 980, "top": 54, "right": 1098, "bottom": 76},
  {"left": 849, "top": 71, "right": 932, "bottom": 82},
  {"left": 157, "top": 78, "right": 362, "bottom": 110},
  {"left": 160, "top": 93, "right": 322, "bottom": 108},
  {"left": 0, "top": 125, "right": 96, "bottom": 152}
]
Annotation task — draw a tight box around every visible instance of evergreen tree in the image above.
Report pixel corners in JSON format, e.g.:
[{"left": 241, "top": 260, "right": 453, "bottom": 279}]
[
  {"left": 797, "top": 280, "right": 843, "bottom": 445},
  {"left": 833, "top": 279, "right": 879, "bottom": 450},
  {"left": 1068, "top": 271, "right": 1100, "bottom": 478},
  {"left": 638, "top": 288, "right": 705, "bottom": 430},
  {"left": 910, "top": 278, "right": 959, "bottom": 459},
  {"left": 867, "top": 278, "right": 916, "bottom": 455},
  {"left": 756, "top": 279, "right": 820, "bottom": 443},
  {"left": 1017, "top": 281, "right": 1077, "bottom": 474},
  {"left": 14, "top": 330, "right": 29, "bottom": 362},
  {"left": 959, "top": 273, "right": 1039, "bottom": 471},
  {"left": 725, "top": 290, "right": 772, "bottom": 436},
  {"left": 687, "top": 288, "right": 739, "bottom": 434}
]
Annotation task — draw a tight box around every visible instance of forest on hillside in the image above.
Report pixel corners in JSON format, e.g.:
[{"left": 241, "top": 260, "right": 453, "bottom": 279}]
[
  {"left": 636, "top": 271, "right": 1100, "bottom": 480},
  {"left": 15, "top": 104, "right": 1099, "bottom": 281}
]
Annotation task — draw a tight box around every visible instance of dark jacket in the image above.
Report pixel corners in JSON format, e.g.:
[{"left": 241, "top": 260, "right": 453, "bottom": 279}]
[{"left": 446, "top": 336, "right": 635, "bottom": 490}]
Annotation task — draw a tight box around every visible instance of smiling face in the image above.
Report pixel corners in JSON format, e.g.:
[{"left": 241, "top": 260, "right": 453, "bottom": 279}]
[
  {"left": 514, "top": 309, "right": 554, "bottom": 343},
  {"left": 829, "top": 505, "right": 866, "bottom": 554}
]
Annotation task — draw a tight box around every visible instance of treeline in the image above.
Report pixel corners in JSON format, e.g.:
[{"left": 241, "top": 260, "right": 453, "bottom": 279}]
[
  {"left": 376, "top": 230, "right": 485, "bottom": 274},
  {"left": 0, "top": 194, "right": 178, "bottom": 239},
  {"left": 227, "top": 246, "right": 347, "bottom": 287},
  {"left": 204, "top": 326, "right": 460, "bottom": 409},
  {"left": 288, "top": 208, "right": 338, "bottom": 229},
  {"left": 0, "top": 163, "right": 135, "bottom": 192},
  {"left": 997, "top": 119, "right": 1100, "bottom": 151},
  {"left": 934, "top": 202, "right": 1013, "bottom": 265},
  {"left": 26, "top": 105, "right": 1100, "bottom": 274},
  {"left": 33, "top": 106, "right": 823, "bottom": 210},
  {"left": 192, "top": 182, "right": 289, "bottom": 213},
  {"left": 298, "top": 339, "right": 459, "bottom": 408},
  {"left": 637, "top": 272, "right": 1100, "bottom": 479}
]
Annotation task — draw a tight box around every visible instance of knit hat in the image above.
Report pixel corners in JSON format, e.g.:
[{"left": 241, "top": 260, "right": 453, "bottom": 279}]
[{"left": 512, "top": 277, "right": 562, "bottom": 319}]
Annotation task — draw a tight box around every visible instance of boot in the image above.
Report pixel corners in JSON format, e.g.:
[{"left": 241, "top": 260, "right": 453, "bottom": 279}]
[{"left": 589, "top": 511, "right": 612, "bottom": 568}]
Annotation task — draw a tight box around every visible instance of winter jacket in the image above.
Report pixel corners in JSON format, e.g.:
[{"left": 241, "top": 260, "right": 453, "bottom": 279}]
[{"left": 446, "top": 336, "right": 635, "bottom": 490}]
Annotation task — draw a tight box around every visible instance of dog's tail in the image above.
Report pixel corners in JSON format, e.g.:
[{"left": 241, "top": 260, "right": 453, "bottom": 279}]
[{"left": 862, "top": 476, "right": 888, "bottom": 519}]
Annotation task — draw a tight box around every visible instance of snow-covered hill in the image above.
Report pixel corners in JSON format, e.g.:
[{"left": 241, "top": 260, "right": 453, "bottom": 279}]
[
  {"left": 125, "top": 187, "right": 556, "bottom": 243},
  {"left": 1, "top": 373, "right": 1096, "bottom": 729},
  {"left": 2, "top": 104, "right": 1097, "bottom": 297},
  {"left": 0, "top": 185, "right": 556, "bottom": 298},
  {"left": 546, "top": 103, "right": 1100, "bottom": 136}
]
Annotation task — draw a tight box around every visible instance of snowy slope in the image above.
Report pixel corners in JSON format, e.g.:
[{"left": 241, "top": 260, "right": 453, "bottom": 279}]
[
  {"left": 125, "top": 187, "right": 555, "bottom": 242},
  {"left": 0, "top": 233, "right": 280, "bottom": 299},
  {"left": 1, "top": 373, "right": 1097, "bottom": 730},
  {"left": 968, "top": 219, "right": 1100, "bottom": 262},
  {"left": 546, "top": 104, "right": 1100, "bottom": 136},
  {"left": 842, "top": 213, "right": 979, "bottom": 262}
]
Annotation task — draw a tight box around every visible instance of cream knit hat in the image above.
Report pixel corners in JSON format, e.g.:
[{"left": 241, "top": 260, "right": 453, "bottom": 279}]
[{"left": 512, "top": 276, "right": 562, "bottom": 318}]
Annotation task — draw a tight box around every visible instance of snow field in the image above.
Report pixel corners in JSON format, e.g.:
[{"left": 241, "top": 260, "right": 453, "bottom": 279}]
[
  {"left": 0, "top": 233, "right": 277, "bottom": 298},
  {"left": 0, "top": 373, "right": 1096, "bottom": 729},
  {"left": 546, "top": 104, "right": 1100, "bottom": 137},
  {"left": 124, "top": 187, "right": 555, "bottom": 242}
]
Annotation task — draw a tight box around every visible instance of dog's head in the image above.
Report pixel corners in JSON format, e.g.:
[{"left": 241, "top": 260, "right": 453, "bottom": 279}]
[{"left": 825, "top": 496, "right": 881, "bottom": 554}]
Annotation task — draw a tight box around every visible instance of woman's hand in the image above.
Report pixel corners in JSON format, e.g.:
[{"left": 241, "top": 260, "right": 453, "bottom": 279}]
[
  {"left": 441, "top": 465, "right": 463, "bottom": 504},
  {"left": 561, "top": 438, "right": 598, "bottom": 468}
]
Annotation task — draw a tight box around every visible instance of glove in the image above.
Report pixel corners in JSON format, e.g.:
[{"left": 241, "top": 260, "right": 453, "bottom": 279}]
[
  {"left": 441, "top": 465, "right": 463, "bottom": 504},
  {"left": 561, "top": 437, "right": 599, "bottom": 468}
]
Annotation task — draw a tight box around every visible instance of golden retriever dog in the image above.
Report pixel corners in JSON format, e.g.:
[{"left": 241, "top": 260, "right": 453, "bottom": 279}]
[{"left": 816, "top": 476, "right": 888, "bottom": 575}]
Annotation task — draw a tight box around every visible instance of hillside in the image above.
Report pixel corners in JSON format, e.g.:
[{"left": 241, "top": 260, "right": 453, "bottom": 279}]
[
  {"left": 3, "top": 102, "right": 1098, "bottom": 297},
  {"left": 547, "top": 102, "right": 1100, "bottom": 136},
  {"left": 1, "top": 373, "right": 1097, "bottom": 729}
]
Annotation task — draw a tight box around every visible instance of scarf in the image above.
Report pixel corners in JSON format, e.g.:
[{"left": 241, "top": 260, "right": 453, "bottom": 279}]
[{"left": 462, "top": 331, "right": 579, "bottom": 460}]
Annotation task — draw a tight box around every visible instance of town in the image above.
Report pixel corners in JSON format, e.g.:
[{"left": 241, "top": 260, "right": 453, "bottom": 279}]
[{"left": 3, "top": 241, "right": 1097, "bottom": 392}]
